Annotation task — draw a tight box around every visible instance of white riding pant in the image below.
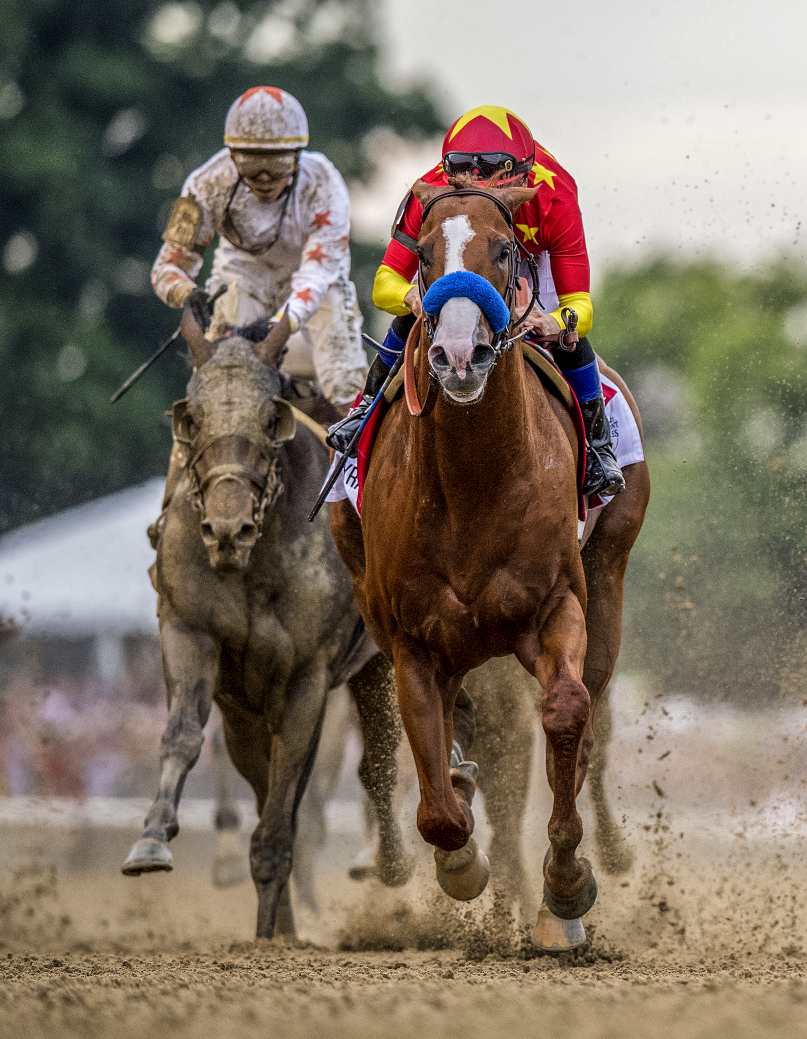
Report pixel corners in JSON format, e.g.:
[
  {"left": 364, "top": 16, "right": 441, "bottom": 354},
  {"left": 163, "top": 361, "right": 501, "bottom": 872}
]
[{"left": 206, "top": 273, "right": 368, "bottom": 407}]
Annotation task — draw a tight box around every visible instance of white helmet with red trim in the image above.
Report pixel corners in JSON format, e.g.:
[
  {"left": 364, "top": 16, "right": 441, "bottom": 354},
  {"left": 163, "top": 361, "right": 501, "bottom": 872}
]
[{"left": 224, "top": 87, "right": 309, "bottom": 151}]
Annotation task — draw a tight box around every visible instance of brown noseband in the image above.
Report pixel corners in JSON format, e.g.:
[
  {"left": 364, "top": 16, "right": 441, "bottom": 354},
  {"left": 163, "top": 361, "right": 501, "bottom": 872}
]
[
  {"left": 171, "top": 402, "right": 283, "bottom": 530},
  {"left": 190, "top": 440, "right": 281, "bottom": 533}
]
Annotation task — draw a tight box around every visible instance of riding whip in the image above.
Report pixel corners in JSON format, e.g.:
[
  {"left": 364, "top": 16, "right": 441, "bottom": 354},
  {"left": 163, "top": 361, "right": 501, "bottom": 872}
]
[
  {"left": 308, "top": 339, "right": 404, "bottom": 522},
  {"left": 110, "top": 284, "right": 228, "bottom": 403}
]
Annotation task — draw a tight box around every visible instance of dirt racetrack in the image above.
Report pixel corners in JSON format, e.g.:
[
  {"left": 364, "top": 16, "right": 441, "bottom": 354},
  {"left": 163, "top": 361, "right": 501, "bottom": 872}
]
[{"left": 3, "top": 687, "right": 807, "bottom": 1039}]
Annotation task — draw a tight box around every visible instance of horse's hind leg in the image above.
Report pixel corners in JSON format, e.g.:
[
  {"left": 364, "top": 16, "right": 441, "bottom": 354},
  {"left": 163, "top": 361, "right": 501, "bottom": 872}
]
[
  {"left": 122, "top": 614, "right": 219, "bottom": 875},
  {"left": 250, "top": 663, "right": 328, "bottom": 939},
  {"left": 581, "top": 458, "right": 650, "bottom": 874},
  {"left": 519, "top": 591, "right": 594, "bottom": 949},
  {"left": 210, "top": 716, "right": 250, "bottom": 888},
  {"left": 586, "top": 685, "right": 632, "bottom": 874},
  {"left": 467, "top": 657, "right": 536, "bottom": 918},
  {"left": 348, "top": 653, "right": 414, "bottom": 887},
  {"left": 293, "top": 684, "right": 354, "bottom": 913}
]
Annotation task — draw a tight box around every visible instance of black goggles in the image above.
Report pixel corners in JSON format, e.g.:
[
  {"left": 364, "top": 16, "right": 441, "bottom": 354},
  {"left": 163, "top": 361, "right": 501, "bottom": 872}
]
[{"left": 442, "top": 151, "right": 533, "bottom": 178}]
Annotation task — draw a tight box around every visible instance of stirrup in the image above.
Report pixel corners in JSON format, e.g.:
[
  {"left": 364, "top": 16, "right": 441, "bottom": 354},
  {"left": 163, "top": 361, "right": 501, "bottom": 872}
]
[
  {"left": 325, "top": 399, "right": 370, "bottom": 456},
  {"left": 584, "top": 445, "right": 625, "bottom": 497}
]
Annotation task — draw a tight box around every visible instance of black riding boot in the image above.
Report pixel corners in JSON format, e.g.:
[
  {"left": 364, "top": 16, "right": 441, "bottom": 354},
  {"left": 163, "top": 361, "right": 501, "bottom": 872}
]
[
  {"left": 549, "top": 333, "right": 625, "bottom": 498},
  {"left": 326, "top": 353, "right": 391, "bottom": 455},
  {"left": 580, "top": 394, "right": 625, "bottom": 497}
]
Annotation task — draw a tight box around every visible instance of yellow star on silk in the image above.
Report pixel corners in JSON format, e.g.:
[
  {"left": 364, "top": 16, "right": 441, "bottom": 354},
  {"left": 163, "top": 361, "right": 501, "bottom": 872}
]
[
  {"left": 516, "top": 224, "right": 539, "bottom": 243},
  {"left": 531, "top": 162, "right": 556, "bottom": 189},
  {"left": 448, "top": 105, "right": 518, "bottom": 141}
]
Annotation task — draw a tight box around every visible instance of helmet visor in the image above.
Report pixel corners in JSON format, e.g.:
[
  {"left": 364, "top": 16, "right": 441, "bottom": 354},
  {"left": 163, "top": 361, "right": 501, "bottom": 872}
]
[
  {"left": 443, "top": 151, "right": 532, "bottom": 178},
  {"left": 230, "top": 149, "right": 299, "bottom": 180}
]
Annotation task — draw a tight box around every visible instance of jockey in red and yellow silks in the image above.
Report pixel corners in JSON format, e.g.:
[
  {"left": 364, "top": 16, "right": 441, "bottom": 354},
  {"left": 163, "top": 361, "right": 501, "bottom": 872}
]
[{"left": 326, "top": 105, "right": 624, "bottom": 499}]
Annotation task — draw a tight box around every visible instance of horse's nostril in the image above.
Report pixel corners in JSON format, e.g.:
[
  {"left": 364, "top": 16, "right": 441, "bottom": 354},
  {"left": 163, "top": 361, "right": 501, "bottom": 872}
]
[
  {"left": 430, "top": 347, "right": 449, "bottom": 370},
  {"left": 471, "top": 344, "right": 495, "bottom": 370},
  {"left": 201, "top": 522, "right": 214, "bottom": 540},
  {"left": 238, "top": 523, "right": 256, "bottom": 539}
]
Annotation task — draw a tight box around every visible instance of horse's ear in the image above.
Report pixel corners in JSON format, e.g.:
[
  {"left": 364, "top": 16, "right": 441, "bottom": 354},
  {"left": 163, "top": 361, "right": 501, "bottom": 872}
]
[
  {"left": 496, "top": 184, "right": 539, "bottom": 214},
  {"left": 411, "top": 178, "right": 451, "bottom": 211},
  {"left": 254, "top": 312, "right": 292, "bottom": 369},
  {"left": 180, "top": 303, "right": 216, "bottom": 368}
]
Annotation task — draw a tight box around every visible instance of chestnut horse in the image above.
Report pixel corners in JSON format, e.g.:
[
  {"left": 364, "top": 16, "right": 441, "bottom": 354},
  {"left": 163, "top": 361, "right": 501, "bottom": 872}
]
[{"left": 331, "top": 179, "right": 649, "bottom": 949}]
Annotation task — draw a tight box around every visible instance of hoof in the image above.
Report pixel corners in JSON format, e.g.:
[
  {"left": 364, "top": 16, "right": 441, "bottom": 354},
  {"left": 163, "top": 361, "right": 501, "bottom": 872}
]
[
  {"left": 543, "top": 871, "right": 598, "bottom": 920},
  {"left": 541, "top": 846, "right": 598, "bottom": 920},
  {"left": 122, "top": 838, "right": 173, "bottom": 876},
  {"left": 533, "top": 900, "right": 586, "bottom": 951},
  {"left": 347, "top": 843, "right": 378, "bottom": 882},
  {"left": 212, "top": 829, "right": 249, "bottom": 888},
  {"left": 434, "top": 836, "right": 490, "bottom": 901}
]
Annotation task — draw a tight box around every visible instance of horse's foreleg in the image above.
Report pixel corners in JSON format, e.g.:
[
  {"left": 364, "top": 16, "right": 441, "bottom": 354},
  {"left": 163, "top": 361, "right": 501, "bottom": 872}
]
[
  {"left": 122, "top": 614, "right": 219, "bottom": 876},
  {"left": 251, "top": 663, "right": 328, "bottom": 940},
  {"left": 520, "top": 592, "right": 595, "bottom": 948},
  {"left": 393, "top": 635, "right": 489, "bottom": 899},
  {"left": 393, "top": 635, "right": 470, "bottom": 850},
  {"left": 348, "top": 653, "right": 413, "bottom": 887}
]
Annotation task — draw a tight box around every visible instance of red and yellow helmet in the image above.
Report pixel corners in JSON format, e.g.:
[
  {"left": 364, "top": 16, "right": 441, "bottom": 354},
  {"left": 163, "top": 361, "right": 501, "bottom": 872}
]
[{"left": 442, "top": 105, "right": 535, "bottom": 179}]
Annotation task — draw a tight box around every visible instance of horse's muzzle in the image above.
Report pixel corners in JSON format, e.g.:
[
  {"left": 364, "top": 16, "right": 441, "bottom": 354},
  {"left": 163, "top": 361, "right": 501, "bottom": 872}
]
[
  {"left": 428, "top": 343, "right": 496, "bottom": 403},
  {"left": 201, "top": 515, "right": 260, "bottom": 572}
]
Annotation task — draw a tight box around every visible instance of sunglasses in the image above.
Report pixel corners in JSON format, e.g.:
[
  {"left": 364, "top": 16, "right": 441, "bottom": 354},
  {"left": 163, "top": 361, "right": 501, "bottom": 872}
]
[
  {"left": 443, "top": 152, "right": 532, "bottom": 178},
  {"left": 230, "top": 150, "right": 299, "bottom": 181}
]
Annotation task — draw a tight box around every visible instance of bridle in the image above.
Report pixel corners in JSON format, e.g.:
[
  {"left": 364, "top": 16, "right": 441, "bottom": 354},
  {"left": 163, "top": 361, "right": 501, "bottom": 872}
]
[
  {"left": 172, "top": 401, "right": 285, "bottom": 532},
  {"left": 418, "top": 187, "right": 543, "bottom": 357}
]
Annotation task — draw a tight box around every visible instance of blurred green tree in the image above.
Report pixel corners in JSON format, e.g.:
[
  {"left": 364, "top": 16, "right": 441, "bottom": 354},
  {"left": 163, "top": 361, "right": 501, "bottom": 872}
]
[
  {"left": 0, "top": 0, "right": 443, "bottom": 530},
  {"left": 596, "top": 259, "right": 807, "bottom": 700}
]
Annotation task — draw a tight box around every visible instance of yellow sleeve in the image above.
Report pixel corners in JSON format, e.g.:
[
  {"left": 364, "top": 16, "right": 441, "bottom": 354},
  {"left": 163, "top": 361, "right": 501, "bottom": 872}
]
[
  {"left": 372, "top": 264, "right": 414, "bottom": 316},
  {"left": 550, "top": 291, "right": 593, "bottom": 340}
]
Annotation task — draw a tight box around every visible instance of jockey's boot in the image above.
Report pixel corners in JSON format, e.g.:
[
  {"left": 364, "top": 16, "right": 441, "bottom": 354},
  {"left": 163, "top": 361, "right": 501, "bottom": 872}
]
[
  {"left": 326, "top": 351, "right": 392, "bottom": 456},
  {"left": 551, "top": 334, "right": 625, "bottom": 498},
  {"left": 580, "top": 394, "right": 625, "bottom": 498},
  {"left": 147, "top": 443, "right": 186, "bottom": 548}
]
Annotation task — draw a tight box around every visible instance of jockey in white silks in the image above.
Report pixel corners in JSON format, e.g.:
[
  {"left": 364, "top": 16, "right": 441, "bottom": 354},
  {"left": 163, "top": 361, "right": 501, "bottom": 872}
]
[
  {"left": 151, "top": 85, "right": 368, "bottom": 405},
  {"left": 148, "top": 86, "right": 368, "bottom": 541}
]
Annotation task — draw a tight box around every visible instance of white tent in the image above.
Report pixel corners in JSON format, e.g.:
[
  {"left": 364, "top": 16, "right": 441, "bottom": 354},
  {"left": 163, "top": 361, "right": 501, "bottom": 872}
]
[{"left": 0, "top": 479, "right": 163, "bottom": 678}]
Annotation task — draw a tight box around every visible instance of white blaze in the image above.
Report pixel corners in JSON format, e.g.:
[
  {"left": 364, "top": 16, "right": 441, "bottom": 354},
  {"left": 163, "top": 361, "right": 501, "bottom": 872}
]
[
  {"left": 442, "top": 214, "right": 474, "bottom": 273},
  {"left": 432, "top": 212, "right": 487, "bottom": 401}
]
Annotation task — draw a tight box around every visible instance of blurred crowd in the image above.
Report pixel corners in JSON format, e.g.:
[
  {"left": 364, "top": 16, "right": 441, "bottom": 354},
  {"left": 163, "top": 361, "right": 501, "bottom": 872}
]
[{"left": 0, "top": 639, "right": 201, "bottom": 800}]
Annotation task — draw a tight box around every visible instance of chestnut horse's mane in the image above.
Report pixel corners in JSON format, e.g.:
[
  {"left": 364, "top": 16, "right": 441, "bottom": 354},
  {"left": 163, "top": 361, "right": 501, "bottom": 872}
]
[{"left": 445, "top": 171, "right": 520, "bottom": 192}]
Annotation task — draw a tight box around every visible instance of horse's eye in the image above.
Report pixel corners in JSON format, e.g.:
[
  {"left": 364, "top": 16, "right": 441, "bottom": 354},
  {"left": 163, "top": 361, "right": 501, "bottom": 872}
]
[
  {"left": 498, "top": 245, "right": 510, "bottom": 264},
  {"left": 416, "top": 247, "right": 431, "bottom": 268}
]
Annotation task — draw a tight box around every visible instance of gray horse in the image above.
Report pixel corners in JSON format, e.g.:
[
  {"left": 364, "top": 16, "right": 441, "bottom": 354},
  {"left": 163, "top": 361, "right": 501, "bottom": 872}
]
[{"left": 122, "top": 314, "right": 411, "bottom": 938}]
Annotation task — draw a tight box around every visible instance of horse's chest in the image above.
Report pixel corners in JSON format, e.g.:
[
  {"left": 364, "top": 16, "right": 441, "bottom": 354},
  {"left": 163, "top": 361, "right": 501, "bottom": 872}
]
[
  {"left": 396, "top": 544, "right": 557, "bottom": 667},
  {"left": 398, "top": 578, "right": 522, "bottom": 668}
]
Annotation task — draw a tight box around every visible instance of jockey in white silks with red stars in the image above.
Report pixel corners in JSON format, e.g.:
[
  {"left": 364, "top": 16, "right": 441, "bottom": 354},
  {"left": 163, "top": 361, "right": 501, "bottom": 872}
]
[
  {"left": 148, "top": 87, "right": 368, "bottom": 542},
  {"left": 151, "top": 86, "right": 368, "bottom": 408}
]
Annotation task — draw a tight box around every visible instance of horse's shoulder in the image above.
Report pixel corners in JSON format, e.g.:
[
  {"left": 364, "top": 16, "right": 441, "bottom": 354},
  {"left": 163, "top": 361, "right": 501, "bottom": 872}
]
[{"left": 522, "top": 363, "right": 578, "bottom": 455}]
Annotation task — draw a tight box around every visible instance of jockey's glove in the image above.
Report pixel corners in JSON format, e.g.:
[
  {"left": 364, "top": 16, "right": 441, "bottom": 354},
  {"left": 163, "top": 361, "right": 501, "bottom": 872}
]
[{"left": 186, "top": 288, "right": 216, "bottom": 333}]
